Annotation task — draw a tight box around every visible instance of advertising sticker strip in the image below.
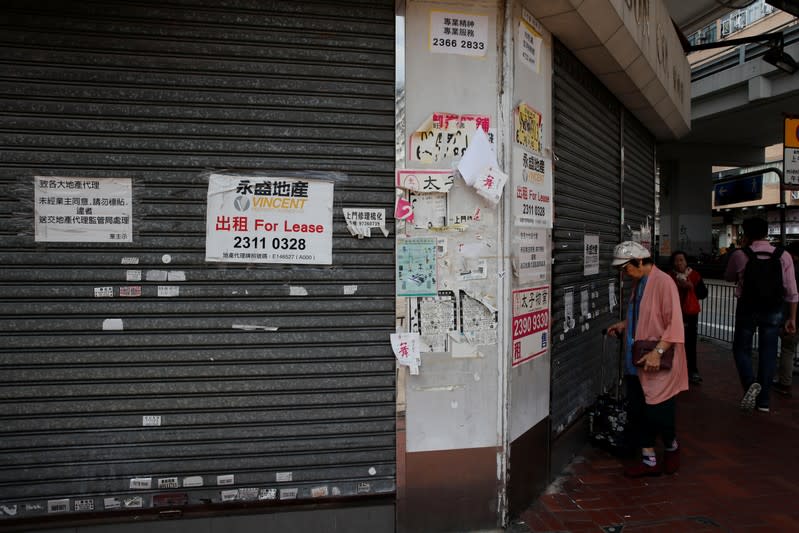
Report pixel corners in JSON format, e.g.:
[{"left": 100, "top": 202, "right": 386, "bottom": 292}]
[
  {"left": 205, "top": 174, "right": 333, "bottom": 264},
  {"left": 511, "top": 286, "right": 549, "bottom": 368}
]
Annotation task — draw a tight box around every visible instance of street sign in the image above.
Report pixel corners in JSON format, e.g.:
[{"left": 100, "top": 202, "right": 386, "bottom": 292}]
[
  {"left": 713, "top": 175, "right": 763, "bottom": 206},
  {"left": 785, "top": 117, "right": 799, "bottom": 186}
]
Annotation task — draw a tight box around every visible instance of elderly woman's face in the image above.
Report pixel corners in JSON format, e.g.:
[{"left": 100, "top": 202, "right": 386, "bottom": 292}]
[
  {"left": 673, "top": 254, "right": 688, "bottom": 273},
  {"left": 621, "top": 261, "right": 646, "bottom": 280}
]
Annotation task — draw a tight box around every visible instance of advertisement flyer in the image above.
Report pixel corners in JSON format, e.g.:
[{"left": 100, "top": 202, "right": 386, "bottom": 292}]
[
  {"left": 396, "top": 238, "right": 438, "bottom": 297},
  {"left": 511, "top": 286, "right": 550, "bottom": 367},
  {"left": 429, "top": 11, "right": 489, "bottom": 57},
  {"left": 512, "top": 149, "right": 552, "bottom": 227},
  {"left": 205, "top": 174, "right": 333, "bottom": 264},
  {"left": 34, "top": 177, "right": 132, "bottom": 242}
]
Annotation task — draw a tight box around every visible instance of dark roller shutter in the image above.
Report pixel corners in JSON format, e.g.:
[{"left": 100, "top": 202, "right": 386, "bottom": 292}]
[
  {"left": 550, "top": 40, "right": 623, "bottom": 435},
  {"left": 0, "top": 0, "right": 395, "bottom": 522},
  {"left": 622, "top": 109, "right": 656, "bottom": 248}
]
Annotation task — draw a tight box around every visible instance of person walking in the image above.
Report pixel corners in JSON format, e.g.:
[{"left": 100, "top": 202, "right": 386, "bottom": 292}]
[
  {"left": 724, "top": 217, "right": 798, "bottom": 412},
  {"left": 776, "top": 241, "right": 799, "bottom": 397},
  {"left": 669, "top": 251, "right": 708, "bottom": 385},
  {"left": 606, "top": 241, "right": 688, "bottom": 477}
]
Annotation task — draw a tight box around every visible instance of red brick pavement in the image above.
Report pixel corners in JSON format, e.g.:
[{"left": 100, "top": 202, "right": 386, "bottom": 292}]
[{"left": 515, "top": 338, "right": 799, "bottom": 532}]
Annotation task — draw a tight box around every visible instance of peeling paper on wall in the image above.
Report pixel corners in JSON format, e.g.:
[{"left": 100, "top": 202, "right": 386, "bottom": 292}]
[
  {"left": 342, "top": 208, "right": 389, "bottom": 238},
  {"left": 168, "top": 271, "right": 186, "bottom": 281},
  {"left": 289, "top": 286, "right": 308, "bottom": 296},
  {"left": 459, "top": 290, "right": 498, "bottom": 345},
  {"left": 390, "top": 332, "right": 421, "bottom": 375},
  {"left": 146, "top": 270, "right": 168, "bottom": 282},
  {"left": 343, "top": 285, "right": 358, "bottom": 295},
  {"left": 409, "top": 112, "right": 490, "bottom": 163},
  {"left": 102, "top": 318, "right": 124, "bottom": 331},
  {"left": 232, "top": 324, "right": 278, "bottom": 331}
]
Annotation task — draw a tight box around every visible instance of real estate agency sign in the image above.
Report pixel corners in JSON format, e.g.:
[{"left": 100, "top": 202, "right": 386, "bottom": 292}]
[
  {"left": 785, "top": 118, "right": 799, "bottom": 186},
  {"left": 205, "top": 174, "right": 333, "bottom": 264}
]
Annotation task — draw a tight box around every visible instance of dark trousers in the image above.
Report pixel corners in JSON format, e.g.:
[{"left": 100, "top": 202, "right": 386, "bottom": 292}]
[
  {"left": 684, "top": 314, "right": 699, "bottom": 374},
  {"left": 625, "top": 375, "right": 677, "bottom": 450}
]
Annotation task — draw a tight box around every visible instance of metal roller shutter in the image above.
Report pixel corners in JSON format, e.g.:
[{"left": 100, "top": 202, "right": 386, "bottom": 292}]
[
  {"left": 550, "top": 40, "right": 625, "bottom": 435},
  {"left": 0, "top": 0, "right": 395, "bottom": 522},
  {"left": 622, "top": 109, "right": 656, "bottom": 245}
]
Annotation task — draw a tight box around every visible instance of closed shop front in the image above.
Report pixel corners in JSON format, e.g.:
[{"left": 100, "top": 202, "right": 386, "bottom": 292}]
[
  {"left": 550, "top": 40, "right": 655, "bottom": 449},
  {"left": 0, "top": 1, "right": 396, "bottom": 529}
]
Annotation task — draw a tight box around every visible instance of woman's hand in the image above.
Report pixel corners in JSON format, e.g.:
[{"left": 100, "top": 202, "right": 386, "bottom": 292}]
[
  {"left": 606, "top": 321, "right": 626, "bottom": 338},
  {"left": 636, "top": 350, "right": 662, "bottom": 372}
]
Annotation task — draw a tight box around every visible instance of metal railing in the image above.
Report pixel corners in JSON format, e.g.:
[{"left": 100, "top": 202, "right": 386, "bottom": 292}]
[{"left": 698, "top": 279, "right": 738, "bottom": 343}]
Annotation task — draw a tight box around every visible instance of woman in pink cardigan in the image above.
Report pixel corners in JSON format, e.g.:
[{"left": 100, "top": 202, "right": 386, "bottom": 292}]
[{"left": 607, "top": 241, "right": 689, "bottom": 477}]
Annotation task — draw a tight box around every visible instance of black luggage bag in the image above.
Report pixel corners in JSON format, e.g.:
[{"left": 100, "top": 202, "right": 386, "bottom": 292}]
[{"left": 587, "top": 332, "right": 632, "bottom": 457}]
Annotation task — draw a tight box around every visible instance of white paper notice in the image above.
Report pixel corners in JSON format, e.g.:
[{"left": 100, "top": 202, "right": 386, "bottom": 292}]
[
  {"left": 457, "top": 128, "right": 497, "bottom": 186},
  {"left": 473, "top": 166, "right": 508, "bottom": 205},
  {"left": 396, "top": 170, "right": 455, "bottom": 193},
  {"left": 390, "top": 332, "right": 421, "bottom": 374},
  {"left": 564, "top": 287, "right": 575, "bottom": 332},
  {"left": 584, "top": 234, "right": 599, "bottom": 276},
  {"left": 513, "top": 150, "right": 552, "bottom": 227},
  {"left": 513, "top": 228, "right": 549, "bottom": 282},
  {"left": 430, "top": 11, "right": 489, "bottom": 57},
  {"left": 609, "top": 281, "right": 618, "bottom": 312},
  {"left": 34, "top": 177, "right": 132, "bottom": 243},
  {"left": 410, "top": 192, "right": 447, "bottom": 229},
  {"left": 518, "top": 20, "right": 543, "bottom": 74},
  {"left": 205, "top": 174, "right": 333, "bottom": 264},
  {"left": 343, "top": 208, "right": 389, "bottom": 238}
]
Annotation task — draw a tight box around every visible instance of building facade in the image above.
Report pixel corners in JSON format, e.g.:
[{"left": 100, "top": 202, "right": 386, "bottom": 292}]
[{"left": 0, "top": 1, "right": 688, "bottom": 531}]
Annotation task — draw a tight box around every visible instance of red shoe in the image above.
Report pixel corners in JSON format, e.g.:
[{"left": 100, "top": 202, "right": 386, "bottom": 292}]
[
  {"left": 663, "top": 448, "right": 680, "bottom": 474},
  {"left": 624, "top": 461, "right": 662, "bottom": 478}
]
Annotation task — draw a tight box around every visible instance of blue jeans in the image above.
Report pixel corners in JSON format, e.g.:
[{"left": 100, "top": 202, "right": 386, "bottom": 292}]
[{"left": 732, "top": 303, "right": 784, "bottom": 408}]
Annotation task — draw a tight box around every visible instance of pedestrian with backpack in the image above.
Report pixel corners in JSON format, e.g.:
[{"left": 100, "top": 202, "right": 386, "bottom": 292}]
[
  {"left": 724, "top": 217, "right": 798, "bottom": 412},
  {"left": 775, "top": 241, "right": 799, "bottom": 397}
]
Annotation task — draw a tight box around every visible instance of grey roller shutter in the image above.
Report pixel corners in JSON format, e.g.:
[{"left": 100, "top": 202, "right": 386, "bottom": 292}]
[
  {"left": 550, "top": 41, "right": 622, "bottom": 435},
  {"left": 622, "top": 109, "right": 656, "bottom": 246},
  {"left": 0, "top": 0, "right": 395, "bottom": 523}
]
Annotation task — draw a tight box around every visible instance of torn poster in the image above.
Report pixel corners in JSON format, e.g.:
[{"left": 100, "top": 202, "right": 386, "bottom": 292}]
[
  {"left": 513, "top": 149, "right": 552, "bottom": 227},
  {"left": 397, "top": 238, "right": 437, "bottom": 297},
  {"left": 34, "top": 177, "right": 132, "bottom": 243},
  {"left": 511, "top": 286, "right": 550, "bottom": 367},
  {"left": 412, "top": 291, "right": 457, "bottom": 352},
  {"left": 409, "top": 112, "right": 490, "bottom": 163},
  {"left": 457, "top": 128, "right": 497, "bottom": 186},
  {"left": 512, "top": 227, "right": 549, "bottom": 282},
  {"left": 343, "top": 208, "right": 389, "bottom": 238},
  {"left": 460, "top": 290, "right": 498, "bottom": 345},
  {"left": 580, "top": 287, "right": 590, "bottom": 318},
  {"left": 514, "top": 103, "right": 543, "bottom": 154},
  {"left": 430, "top": 11, "right": 489, "bottom": 57},
  {"left": 609, "top": 280, "right": 618, "bottom": 312},
  {"left": 518, "top": 18, "right": 543, "bottom": 74},
  {"left": 472, "top": 166, "right": 508, "bottom": 205},
  {"left": 395, "top": 196, "right": 414, "bottom": 224},
  {"left": 563, "top": 287, "right": 575, "bottom": 332},
  {"left": 457, "top": 258, "right": 487, "bottom": 281},
  {"left": 410, "top": 192, "right": 447, "bottom": 229},
  {"left": 584, "top": 234, "right": 599, "bottom": 276},
  {"left": 396, "top": 169, "right": 455, "bottom": 193},
  {"left": 390, "top": 332, "right": 421, "bottom": 374}
]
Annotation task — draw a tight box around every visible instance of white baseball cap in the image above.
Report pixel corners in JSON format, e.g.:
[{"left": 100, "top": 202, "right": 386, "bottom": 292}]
[{"left": 611, "top": 241, "right": 650, "bottom": 266}]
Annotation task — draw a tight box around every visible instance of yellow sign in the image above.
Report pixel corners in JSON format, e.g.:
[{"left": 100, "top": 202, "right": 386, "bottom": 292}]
[
  {"left": 514, "top": 103, "right": 543, "bottom": 154},
  {"left": 786, "top": 118, "right": 799, "bottom": 148}
]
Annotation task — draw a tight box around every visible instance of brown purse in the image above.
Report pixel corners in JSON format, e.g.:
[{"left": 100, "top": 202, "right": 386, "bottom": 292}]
[{"left": 632, "top": 340, "right": 674, "bottom": 370}]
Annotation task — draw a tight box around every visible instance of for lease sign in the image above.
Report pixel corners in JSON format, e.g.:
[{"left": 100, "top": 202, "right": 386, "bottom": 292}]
[{"left": 205, "top": 174, "right": 333, "bottom": 264}]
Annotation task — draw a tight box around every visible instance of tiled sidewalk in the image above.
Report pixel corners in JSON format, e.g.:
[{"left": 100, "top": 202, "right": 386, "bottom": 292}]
[{"left": 513, "top": 339, "right": 799, "bottom": 532}]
